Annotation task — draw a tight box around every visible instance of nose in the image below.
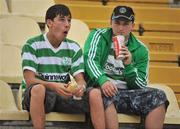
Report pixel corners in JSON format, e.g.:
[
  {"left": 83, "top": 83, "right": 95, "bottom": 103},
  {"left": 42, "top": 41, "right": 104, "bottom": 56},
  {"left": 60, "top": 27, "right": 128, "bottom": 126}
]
[
  {"left": 118, "top": 25, "right": 124, "bottom": 31},
  {"left": 64, "top": 19, "right": 70, "bottom": 27}
]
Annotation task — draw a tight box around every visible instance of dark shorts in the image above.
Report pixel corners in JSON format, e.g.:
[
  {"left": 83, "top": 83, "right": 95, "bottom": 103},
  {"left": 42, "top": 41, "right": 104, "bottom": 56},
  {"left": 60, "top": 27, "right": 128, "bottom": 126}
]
[
  {"left": 102, "top": 87, "right": 169, "bottom": 116},
  {"left": 22, "top": 84, "right": 89, "bottom": 114}
]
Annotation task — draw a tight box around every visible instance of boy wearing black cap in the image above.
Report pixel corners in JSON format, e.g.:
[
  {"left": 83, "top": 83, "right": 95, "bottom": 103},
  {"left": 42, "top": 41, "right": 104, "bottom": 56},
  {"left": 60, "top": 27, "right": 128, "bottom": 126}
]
[{"left": 84, "top": 6, "right": 169, "bottom": 129}]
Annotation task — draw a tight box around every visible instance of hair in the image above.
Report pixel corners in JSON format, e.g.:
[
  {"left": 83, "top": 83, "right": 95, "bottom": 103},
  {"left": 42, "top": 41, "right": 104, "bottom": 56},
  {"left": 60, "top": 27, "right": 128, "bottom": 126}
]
[{"left": 45, "top": 4, "right": 71, "bottom": 23}]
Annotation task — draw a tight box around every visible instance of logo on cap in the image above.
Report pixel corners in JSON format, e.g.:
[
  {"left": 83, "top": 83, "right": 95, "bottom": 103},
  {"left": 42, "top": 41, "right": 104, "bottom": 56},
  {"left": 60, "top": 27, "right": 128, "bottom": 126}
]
[{"left": 119, "top": 7, "right": 126, "bottom": 14}]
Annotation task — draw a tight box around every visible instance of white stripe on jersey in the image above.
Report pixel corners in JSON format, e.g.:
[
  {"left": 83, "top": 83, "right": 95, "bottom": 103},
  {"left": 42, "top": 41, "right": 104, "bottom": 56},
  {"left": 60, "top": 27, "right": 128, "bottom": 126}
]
[
  {"left": 134, "top": 68, "right": 147, "bottom": 88},
  {"left": 72, "top": 69, "right": 84, "bottom": 77},
  {"left": 22, "top": 52, "right": 38, "bottom": 64},
  {"left": 39, "top": 72, "right": 69, "bottom": 76},
  {"left": 38, "top": 57, "right": 72, "bottom": 65},
  {"left": 31, "top": 41, "right": 47, "bottom": 51},
  {"left": 62, "top": 41, "right": 81, "bottom": 53},
  {"left": 23, "top": 66, "right": 36, "bottom": 73},
  {"left": 31, "top": 40, "right": 81, "bottom": 52}
]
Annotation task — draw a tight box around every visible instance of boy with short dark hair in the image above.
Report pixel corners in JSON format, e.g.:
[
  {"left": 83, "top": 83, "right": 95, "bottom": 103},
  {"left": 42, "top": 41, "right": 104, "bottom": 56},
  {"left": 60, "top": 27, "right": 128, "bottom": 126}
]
[{"left": 21, "top": 4, "right": 87, "bottom": 129}]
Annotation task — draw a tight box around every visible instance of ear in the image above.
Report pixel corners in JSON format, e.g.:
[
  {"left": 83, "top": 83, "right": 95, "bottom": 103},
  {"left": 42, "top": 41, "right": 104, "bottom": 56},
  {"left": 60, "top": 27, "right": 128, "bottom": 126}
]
[
  {"left": 46, "top": 19, "right": 53, "bottom": 28},
  {"left": 131, "top": 22, "right": 135, "bottom": 31},
  {"left": 110, "top": 19, "right": 112, "bottom": 25}
]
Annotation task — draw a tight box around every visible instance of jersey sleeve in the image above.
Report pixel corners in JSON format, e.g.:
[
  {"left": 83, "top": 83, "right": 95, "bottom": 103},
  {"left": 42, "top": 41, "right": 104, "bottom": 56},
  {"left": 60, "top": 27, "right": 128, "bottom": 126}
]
[
  {"left": 70, "top": 47, "right": 84, "bottom": 76},
  {"left": 21, "top": 43, "right": 38, "bottom": 73}
]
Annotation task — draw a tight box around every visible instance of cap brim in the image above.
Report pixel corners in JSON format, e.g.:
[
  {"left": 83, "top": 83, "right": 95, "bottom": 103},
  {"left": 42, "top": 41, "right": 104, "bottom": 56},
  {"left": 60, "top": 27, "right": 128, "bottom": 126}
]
[
  {"left": 112, "top": 15, "right": 132, "bottom": 21},
  {"left": 112, "top": 17, "right": 131, "bottom": 22}
]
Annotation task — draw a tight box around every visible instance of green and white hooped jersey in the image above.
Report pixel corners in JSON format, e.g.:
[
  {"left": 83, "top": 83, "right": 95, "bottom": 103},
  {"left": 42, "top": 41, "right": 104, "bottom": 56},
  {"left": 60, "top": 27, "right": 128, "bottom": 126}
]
[{"left": 21, "top": 33, "right": 84, "bottom": 88}]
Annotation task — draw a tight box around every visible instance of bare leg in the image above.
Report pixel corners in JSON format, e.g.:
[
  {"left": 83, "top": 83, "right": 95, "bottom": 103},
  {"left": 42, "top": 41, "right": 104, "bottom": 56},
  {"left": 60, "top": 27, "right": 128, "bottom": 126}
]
[
  {"left": 30, "top": 84, "right": 46, "bottom": 129},
  {"left": 105, "top": 103, "right": 119, "bottom": 129},
  {"left": 145, "top": 104, "right": 166, "bottom": 129},
  {"left": 89, "top": 88, "right": 105, "bottom": 129}
]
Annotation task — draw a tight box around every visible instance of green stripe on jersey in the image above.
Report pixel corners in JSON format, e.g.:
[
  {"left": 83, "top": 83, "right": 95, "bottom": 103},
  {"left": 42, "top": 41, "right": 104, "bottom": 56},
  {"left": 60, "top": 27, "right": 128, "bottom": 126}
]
[
  {"left": 38, "top": 64, "right": 71, "bottom": 73},
  {"left": 22, "top": 60, "right": 38, "bottom": 70}
]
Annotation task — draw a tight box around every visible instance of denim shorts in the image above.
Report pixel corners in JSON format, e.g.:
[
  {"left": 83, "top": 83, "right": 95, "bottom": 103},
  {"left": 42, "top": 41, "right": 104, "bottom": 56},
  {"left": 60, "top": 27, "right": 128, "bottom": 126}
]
[
  {"left": 22, "top": 84, "right": 89, "bottom": 114},
  {"left": 103, "top": 87, "right": 169, "bottom": 116}
]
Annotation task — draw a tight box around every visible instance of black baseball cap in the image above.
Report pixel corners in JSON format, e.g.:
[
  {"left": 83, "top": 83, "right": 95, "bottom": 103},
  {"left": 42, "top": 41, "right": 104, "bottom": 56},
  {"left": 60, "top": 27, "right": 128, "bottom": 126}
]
[{"left": 111, "top": 6, "right": 135, "bottom": 22}]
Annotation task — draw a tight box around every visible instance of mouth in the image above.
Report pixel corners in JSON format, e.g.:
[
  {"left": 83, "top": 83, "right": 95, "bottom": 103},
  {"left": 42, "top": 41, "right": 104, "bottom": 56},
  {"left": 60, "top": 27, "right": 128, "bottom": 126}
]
[
  {"left": 63, "top": 31, "right": 68, "bottom": 35},
  {"left": 117, "top": 32, "right": 124, "bottom": 35}
]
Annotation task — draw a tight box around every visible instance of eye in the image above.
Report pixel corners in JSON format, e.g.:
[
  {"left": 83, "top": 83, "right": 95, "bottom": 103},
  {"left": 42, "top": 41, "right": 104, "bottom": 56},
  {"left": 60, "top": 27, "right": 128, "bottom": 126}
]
[
  {"left": 59, "top": 18, "right": 65, "bottom": 22},
  {"left": 68, "top": 19, "right": 71, "bottom": 23},
  {"left": 123, "top": 22, "right": 129, "bottom": 26},
  {"left": 114, "top": 21, "right": 120, "bottom": 25}
]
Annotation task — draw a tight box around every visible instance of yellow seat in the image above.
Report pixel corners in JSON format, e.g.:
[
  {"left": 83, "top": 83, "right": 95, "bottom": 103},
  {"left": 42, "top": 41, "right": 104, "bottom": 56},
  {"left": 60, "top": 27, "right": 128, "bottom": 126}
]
[
  {"left": 67, "top": 19, "right": 90, "bottom": 48},
  {"left": 0, "top": 80, "right": 29, "bottom": 120},
  {"left": 0, "top": 16, "right": 41, "bottom": 84},
  {"left": 137, "top": 36, "right": 180, "bottom": 53},
  {"left": 0, "top": 45, "right": 23, "bottom": 83},
  {"left": 117, "top": 114, "right": 140, "bottom": 123},
  {"left": 0, "top": 0, "right": 9, "bottom": 15},
  {"left": 149, "top": 66, "right": 180, "bottom": 86},
  {"left": 0, "top": 16, "right": 41, "bottom": 48},
  {"left": 46, "top": 112, "right": 85, "bottom": 122},
  {"left": 10, "top": 0, "right": 55, "bottom": 23}
]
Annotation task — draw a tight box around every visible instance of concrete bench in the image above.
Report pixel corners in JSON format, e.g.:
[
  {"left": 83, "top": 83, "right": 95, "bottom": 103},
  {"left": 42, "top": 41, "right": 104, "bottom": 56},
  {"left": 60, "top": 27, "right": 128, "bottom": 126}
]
[{"left": 1, "top": 80, "right": 179, "bottom": 126}]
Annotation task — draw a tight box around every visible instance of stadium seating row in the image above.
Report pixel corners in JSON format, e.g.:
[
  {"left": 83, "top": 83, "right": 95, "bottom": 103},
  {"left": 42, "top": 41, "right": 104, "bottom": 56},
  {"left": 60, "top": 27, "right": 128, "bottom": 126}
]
[
  {"left": 55, "top": 0, "right": 172, "bottom": 6},
  {"left": 55, "top": 0, "right": 180, "bottom": 37},
  {"left": 0, "top": 0, "right": 55, "bottom": 23},
  {"left": 106, "top": 0, "right": 170, "bottom": 4},
  {"left": 0, "top": 16, "right": 41, "bottom": 48},
  {"left": 86, "top": 21, "right": 180, "bottom": 37},
  {"left": 138, "top": 36, "right": 180, "bottom": 66},
  {"left": 55, "top": 3, "right": 180, "bottom": 23},
  {"left": 0, "top": 16, "right": 89, "bottom": 48},
  {"left": 0, "top": 80, "right": 180, "bottom": 125},
  {"left": 1, "top": 1, "right": 180, "bottom": 23},
  {"left": 1, "top": 0, "right": 180, "bottom": 37}
]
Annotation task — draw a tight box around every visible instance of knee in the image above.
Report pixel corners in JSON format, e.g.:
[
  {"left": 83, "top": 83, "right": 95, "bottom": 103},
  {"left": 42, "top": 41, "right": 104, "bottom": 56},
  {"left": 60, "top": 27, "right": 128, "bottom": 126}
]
[
  {"left": 89, "top": 88, "right": 102, "bottom": 102},
  {"left": 31, "top": 84, "right": 46, "bottom": 99}
]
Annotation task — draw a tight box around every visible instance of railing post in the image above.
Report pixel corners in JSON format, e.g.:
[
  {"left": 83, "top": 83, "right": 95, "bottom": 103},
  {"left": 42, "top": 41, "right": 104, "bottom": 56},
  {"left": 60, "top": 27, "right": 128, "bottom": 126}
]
[
  {"left": 101, "top": 0, "right": 108, "bottom": 5},
  {"left": 138, "top": 23, "right": 145, "bottom": 36}
]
